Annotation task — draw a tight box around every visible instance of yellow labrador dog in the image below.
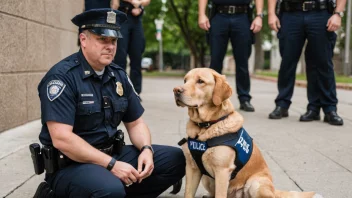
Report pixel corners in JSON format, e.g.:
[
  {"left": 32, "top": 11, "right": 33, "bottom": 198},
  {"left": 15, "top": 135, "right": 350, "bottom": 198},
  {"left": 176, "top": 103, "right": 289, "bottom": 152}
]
[{"left": 173, "top": 68, "right": 322, "bottom": 198}]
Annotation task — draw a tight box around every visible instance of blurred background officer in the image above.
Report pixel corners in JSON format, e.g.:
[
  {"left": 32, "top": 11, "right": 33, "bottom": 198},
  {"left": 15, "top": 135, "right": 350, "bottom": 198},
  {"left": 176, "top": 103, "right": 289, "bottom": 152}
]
[
  {"left": 113, "top": 0, "right": 151, "bottom": 97},
  {"left": 198, "top": 0, "right": 264, "bottom": 112},
  {"left": 85, "top": 0, "right": 119, "bottom": 10},
  {"left": 268, "top": 0, "right": 346, "bottom": 126},
  {"left": 33, "top": 8, "right": 185, "bottom": 198}
]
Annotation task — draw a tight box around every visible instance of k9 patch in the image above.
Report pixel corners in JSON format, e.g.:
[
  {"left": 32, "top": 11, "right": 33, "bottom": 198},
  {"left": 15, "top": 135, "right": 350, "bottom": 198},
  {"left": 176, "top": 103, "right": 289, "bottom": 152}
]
[
  {"left": 188, "top": 139, "right": 208, "bottom": 152},
  {"left": 47, "top": 80, "right": 66, "bottom": 101},
  {"left": 234, "top": 128, "right": 253, "bottom": 164}
]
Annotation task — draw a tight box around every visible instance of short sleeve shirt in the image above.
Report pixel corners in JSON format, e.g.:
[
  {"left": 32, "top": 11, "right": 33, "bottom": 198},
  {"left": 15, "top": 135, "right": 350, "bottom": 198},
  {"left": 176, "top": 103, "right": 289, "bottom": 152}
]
[{"left": 38, "top": 50, "right": 144, "bottom": 146}]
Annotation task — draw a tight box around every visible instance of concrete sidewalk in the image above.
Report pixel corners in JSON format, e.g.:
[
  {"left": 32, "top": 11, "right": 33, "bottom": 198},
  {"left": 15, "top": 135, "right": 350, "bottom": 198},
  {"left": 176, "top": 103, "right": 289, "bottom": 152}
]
[{"left": 1, "top": 76, "right": 352, "bottom": 198}]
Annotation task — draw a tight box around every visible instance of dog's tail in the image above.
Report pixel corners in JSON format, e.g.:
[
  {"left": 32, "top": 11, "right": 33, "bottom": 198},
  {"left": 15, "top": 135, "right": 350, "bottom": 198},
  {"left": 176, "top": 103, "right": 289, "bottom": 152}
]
[{"left": 274, "top": 190, "right": 323, "bottom": 198}]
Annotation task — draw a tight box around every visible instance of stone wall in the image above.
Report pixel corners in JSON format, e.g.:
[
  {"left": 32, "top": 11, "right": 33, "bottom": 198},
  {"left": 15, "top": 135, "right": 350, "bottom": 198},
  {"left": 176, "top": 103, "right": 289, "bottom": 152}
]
[{"left": 0, "top": 0, "right": 83, "bottom": 132}]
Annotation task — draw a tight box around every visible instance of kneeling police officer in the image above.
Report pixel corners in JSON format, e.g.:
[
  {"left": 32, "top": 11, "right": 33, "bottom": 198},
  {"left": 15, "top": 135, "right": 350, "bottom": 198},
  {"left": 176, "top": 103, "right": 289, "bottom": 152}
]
[{"left": 31, "top": 8, "right": 185, "bottom": 197}]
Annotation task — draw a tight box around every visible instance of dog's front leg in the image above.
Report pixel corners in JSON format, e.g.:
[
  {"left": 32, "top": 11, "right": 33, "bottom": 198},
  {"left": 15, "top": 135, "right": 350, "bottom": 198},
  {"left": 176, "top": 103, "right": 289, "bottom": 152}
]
[
  {"left": 184, "top": 164, "right": 202, "bottom": 198},
  {"left": 214, "top": 169, "right": 231, "bottom": 198}
]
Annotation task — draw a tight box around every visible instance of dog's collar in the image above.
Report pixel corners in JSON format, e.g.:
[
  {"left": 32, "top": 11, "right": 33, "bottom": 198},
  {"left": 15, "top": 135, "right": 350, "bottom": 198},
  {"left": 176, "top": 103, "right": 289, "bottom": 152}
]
[{"left": 194, "top": 114, "right": 229, "bottom": 128}]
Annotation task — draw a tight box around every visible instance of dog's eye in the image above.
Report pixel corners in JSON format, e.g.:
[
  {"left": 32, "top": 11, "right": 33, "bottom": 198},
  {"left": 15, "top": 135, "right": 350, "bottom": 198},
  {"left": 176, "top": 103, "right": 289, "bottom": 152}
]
[
  {"left": 197, "top": 79, "right": 204, "bottom": 84},
  {"left": 184, "top": 79, "right": 187, "bottom": 84}
]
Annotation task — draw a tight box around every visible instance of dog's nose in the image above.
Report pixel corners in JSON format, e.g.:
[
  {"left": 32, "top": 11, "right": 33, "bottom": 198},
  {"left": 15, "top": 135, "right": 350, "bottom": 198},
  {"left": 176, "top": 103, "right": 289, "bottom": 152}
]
[{"left": 173, "top": 87, "right": 184, "bottom": 96}]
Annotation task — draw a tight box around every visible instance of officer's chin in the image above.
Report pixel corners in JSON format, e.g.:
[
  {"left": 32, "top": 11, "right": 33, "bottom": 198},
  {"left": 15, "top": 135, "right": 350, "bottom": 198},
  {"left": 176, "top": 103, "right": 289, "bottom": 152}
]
[{"left": 100, "top": 57, "right": 113, "bottom": 66}]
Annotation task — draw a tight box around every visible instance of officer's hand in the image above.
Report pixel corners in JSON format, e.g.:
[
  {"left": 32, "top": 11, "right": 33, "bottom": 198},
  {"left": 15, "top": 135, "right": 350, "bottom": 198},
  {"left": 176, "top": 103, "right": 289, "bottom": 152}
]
[
  {"left": 268, "top": 13, "right": 281, "bottom": 32},
  {"left": 327, "top": 14, "right": 341, "bottom": 32},
  {"left": 198, "top": 14, "right": 210, "bottom": 31},
  {"left": 131, "top": 8, "right": 142, "bottom": 16},
  {"left": 137, "top": 149, "right": 154, "bottom": 183},
  {"left": 131, "top": 0, "right": 141, "bottom": 8},
  {"left": 250, "top": 17, "right": 263, "bottom": 33},
  {"left": 111, "top": 161, "right": 140, "bottom": 186}
]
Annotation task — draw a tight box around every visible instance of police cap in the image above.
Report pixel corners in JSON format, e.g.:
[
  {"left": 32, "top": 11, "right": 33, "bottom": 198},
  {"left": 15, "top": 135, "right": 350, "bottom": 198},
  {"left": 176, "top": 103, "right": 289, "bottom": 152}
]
[{"left": 71, "top": 8, "right": 127, "bottom": 38}]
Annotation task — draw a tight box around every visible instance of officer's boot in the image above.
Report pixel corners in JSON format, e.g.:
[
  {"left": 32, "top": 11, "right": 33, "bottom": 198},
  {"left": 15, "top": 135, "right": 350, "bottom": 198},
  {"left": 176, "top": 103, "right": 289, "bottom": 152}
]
[
  {"left": 170, "top": 179, "right": 182, "bottom": 194},
  {"left": 33, "top": 182, "right": 56, "bottom": 198}
]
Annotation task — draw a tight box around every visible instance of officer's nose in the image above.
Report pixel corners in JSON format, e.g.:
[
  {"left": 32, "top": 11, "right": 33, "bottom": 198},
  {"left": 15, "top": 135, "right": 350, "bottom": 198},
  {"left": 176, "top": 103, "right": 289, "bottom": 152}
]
[{"left": 173, "top": 87, "right": 184, "bottom": 97}]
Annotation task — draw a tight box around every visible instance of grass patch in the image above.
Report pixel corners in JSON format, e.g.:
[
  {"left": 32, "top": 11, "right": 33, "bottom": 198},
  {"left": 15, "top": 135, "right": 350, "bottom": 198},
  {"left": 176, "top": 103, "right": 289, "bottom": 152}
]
[
  {"left": 142, "top": 71, "right": 186, "bottom": 77},
  {"left": 255, "top": 71, "right": 352, "bottom": 84}
]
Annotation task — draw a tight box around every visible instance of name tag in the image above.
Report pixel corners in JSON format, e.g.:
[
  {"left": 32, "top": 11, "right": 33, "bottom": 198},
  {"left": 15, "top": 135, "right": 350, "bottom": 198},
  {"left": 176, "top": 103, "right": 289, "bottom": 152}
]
[
  {"left": 82, "top": 101, "right": 94, "bottom": 105},
  {"left": 81, "top": 93, "right": 93, "bottom": 97},
  {"left": 188, "top": 139, "right": 207, "bottom": 152}
]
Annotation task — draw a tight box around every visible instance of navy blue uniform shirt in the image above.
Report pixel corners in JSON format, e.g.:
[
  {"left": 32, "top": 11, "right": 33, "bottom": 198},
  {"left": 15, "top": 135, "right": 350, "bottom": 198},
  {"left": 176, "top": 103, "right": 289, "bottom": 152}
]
[
  {"left": 38, "top": 50, "right": 144, "bottom": 146},
  {"left": 212, "top": 0, "right": 251, "bottom": 5}
]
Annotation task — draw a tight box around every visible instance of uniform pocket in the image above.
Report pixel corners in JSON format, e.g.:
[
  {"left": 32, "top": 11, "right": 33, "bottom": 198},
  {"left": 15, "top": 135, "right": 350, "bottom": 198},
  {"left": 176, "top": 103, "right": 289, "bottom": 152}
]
[
  {"left": 74, "top": 103, "right": 103, "bottom": 131},
  {"left": 111, "top": 97, "right": 128, "bottom": 128}
]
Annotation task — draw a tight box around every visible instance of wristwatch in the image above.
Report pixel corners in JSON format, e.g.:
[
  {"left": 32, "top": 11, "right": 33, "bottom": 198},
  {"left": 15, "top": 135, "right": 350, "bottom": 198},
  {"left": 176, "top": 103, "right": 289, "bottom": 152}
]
[
  {"left": 256, "top": 13, "right": 264, "bottom": 19},
  {"left": 141, "top": 145, "right": 154, "bottom": 154},
  {"left": 334, "top": 11, "right": 344, "bottom": 18}
]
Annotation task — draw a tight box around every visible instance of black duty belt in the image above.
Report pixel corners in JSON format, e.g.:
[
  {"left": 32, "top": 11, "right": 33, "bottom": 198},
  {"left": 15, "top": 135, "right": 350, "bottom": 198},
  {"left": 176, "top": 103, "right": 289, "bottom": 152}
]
[
  {"left": 282, "top": 1, "right": 327, "bottom": 12},
  {"left": 217, "top": 5, "right": 249, "bottom": 14}
]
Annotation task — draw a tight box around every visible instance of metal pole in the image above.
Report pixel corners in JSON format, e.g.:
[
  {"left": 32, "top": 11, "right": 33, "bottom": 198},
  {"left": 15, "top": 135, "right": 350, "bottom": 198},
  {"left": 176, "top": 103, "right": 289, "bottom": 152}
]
[
  {"left": 159, "top": 34, "right": 164, "bottom": 72},
  {"left": 344, "top": 0, "right": 351, "bottom": 75}
]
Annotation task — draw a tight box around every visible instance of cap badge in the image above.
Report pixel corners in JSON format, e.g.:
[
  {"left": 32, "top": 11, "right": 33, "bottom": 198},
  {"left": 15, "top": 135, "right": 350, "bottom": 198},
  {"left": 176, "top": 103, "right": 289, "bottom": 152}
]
[
  {"left": 116, "top": 82, "right": 124, "bottom": 96},
  {"left": 107, "top": 11, "right": 116, "bottom": 24},
  {"left": 85, "top": 71, "right": 90, "bottom": 75}
]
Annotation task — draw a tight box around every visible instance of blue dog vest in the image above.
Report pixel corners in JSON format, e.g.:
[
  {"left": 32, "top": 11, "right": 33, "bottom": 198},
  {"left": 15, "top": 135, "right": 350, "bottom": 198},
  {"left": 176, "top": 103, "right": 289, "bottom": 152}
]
[{"left": 186, "top": 128, "right": 253, "bottom": 180}]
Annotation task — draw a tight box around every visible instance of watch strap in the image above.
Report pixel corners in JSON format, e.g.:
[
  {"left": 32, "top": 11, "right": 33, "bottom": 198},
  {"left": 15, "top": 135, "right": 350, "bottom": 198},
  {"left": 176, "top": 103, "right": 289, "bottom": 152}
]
[
  {"left": 107, "top": 157, "right": 116, "bottom": 171},
  {"left": 141, "top": 145, "right": 154, "bottom": 154}
]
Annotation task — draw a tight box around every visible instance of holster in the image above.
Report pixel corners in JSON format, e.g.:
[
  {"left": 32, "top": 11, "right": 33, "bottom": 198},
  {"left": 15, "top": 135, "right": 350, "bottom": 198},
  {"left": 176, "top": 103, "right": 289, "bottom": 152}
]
[
  {"left": 276, "top": 0, "right": 283, "bottom": 15},
  {"left": 29, "top": 131, "right": 126, "bottom": 175},
  {"left": 327, "top": 0, "right": 336, "bottom": 13},
  {"left": 206, "top": 2, "right": 217, "bottom": 45}
]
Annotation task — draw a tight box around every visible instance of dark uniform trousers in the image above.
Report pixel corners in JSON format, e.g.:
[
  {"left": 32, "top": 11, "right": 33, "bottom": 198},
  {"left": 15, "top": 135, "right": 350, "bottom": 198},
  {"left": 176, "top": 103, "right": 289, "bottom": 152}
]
[
  {"left": 114, "top": 14, "right": 145, "bottom": 95},
  {"left": 210, "top": 13, "right": 252, "bottom": 102},
  {"left": 45, "top": 145, "right": 185, "bottom": 198},
  {"left": 276, "top": 10, "right": 338, "bottom": 113}
]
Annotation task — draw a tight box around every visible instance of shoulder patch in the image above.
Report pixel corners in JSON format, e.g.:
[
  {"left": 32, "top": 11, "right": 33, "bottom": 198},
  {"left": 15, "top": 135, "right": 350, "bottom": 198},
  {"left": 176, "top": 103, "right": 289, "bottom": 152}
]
[
  {"left": 47, "top": 80, "right": 66, "bottom": 101},
  {"left": 126, "top": 74, "right": 139, "bottom": 97}
]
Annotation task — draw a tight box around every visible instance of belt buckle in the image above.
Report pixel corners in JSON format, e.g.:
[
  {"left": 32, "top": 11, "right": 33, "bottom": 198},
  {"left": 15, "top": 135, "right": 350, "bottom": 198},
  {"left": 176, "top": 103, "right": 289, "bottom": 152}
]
[
  {"left": 228, "top": 5, "right": 236, "bottom": 14},
  {"left": 302, "top": 1, "right": 313, "bottom": 11}
]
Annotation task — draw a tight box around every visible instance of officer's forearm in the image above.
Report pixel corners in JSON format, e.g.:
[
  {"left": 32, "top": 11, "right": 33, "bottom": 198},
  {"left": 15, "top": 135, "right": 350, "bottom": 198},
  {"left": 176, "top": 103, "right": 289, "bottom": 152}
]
[
  {"left": 198, "top": 0, "right": 208, "bottom": 16},
  {"left": 48, "top": 122, "right": 111, "bottom": 168},
  {"left": 268, "top": 0, "right": 277, "bottom": 15},
  {"left": 125, "top": 119, "right": 151, "bottom": 150},
  {"left": 57, "top": 134, "right": 111, "bottom": 167},
  {"left": 139, "top": 0, "right": 151, "bottom": 7},
  {"left": 255, "top": 0, "right": 264, "bottom": 14},
  {"left": 335, "top": 0, "right": 346, "bottom": 12},
  {"left": 111, "top": 0, "right": 120, "bottom": 9}
]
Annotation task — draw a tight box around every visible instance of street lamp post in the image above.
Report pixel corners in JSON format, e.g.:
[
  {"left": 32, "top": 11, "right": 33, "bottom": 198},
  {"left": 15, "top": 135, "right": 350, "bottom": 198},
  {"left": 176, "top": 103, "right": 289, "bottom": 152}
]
[
  {"left": 155, "top": 19, "right": 164, "bottom": 72},
  {"left": 344, "top": 0, "right": 351, "bottom": 75}
]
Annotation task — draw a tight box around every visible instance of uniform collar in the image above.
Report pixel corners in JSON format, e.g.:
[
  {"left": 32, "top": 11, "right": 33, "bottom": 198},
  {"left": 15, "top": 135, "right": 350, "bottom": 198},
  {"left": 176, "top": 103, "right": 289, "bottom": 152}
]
[{"left": 78, "top": 49, "right": 95, "bottom": 79}]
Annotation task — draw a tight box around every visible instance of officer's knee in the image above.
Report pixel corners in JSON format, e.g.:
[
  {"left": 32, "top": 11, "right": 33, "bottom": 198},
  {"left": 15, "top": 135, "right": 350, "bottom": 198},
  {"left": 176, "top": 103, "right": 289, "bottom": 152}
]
[{"left": 91, "top": 182, "right": 126, "bottom": 198}]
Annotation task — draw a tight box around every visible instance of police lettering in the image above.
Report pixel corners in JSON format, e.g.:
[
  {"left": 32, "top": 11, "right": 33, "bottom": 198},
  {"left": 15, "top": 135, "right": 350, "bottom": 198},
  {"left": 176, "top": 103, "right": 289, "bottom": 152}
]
[
  {"left": 189, "top": 141, "right": 206, "bottom": 151},
  {"left": 236, "top": 136, "right": 250, "bottom": 154}
]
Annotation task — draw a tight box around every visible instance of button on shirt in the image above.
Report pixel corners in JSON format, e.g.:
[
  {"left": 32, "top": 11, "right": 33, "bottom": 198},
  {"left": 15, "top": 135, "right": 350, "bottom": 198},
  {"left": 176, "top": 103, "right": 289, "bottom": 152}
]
[{"left": 38, "top": 50, "right": 144, "bottom": 146}]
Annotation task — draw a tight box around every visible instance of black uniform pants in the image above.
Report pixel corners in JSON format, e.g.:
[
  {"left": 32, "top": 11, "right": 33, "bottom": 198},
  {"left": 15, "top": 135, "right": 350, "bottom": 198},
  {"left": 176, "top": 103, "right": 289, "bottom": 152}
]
[
  {"left": 45, "top": 145, "right": 185, "bottom": 198},
  {"left": 275, "top": 10, "right": 338, "bottom": 113},
  {"left": 209, "top": 13, "right": 253, "bottom": 102}
]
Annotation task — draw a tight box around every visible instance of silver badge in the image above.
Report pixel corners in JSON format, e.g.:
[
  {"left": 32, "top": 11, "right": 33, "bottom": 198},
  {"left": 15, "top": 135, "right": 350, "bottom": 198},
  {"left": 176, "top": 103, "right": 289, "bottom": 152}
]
[
  {"left": 107, "top": 11, "right": 116, "bottom": 24},
  {"left": 84, "top": 71, "right": 90, "bottom": 75}
]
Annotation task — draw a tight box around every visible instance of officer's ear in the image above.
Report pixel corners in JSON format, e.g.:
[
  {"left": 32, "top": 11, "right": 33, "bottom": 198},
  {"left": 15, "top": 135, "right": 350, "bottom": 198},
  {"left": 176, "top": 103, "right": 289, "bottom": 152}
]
[
  {"left": 79, "top": 30, "right": 90, "bottom": 48},
  {"left": 212, "top": 71, "right": 232, "bottom": 106}
]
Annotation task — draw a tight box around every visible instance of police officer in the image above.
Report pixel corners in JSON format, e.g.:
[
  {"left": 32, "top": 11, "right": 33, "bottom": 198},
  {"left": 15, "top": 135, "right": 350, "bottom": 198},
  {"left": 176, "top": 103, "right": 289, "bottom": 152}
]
[
  {"left": 33, "top": 9, "right": 185, "bottom": 197},
  {"left": 113, "top": 0, "right": 150, "bottom": 96},
  {"left": 268, "top": 0, "right": 346, "bottom": 126},
  {"left": 198, "top": 0, "right": 264, "bottom": 112}
]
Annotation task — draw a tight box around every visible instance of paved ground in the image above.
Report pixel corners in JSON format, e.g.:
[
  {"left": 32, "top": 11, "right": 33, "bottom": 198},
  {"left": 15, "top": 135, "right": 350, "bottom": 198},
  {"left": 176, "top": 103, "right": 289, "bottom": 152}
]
[{"left": 1, "top": 76, "right": 351, "bottom": 198}]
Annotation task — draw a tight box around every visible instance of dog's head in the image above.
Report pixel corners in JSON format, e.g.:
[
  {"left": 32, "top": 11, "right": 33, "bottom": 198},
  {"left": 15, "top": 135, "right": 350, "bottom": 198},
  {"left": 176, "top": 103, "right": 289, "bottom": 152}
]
[{"left": 173, "top": 68, "right": 232, "bottom": 108}]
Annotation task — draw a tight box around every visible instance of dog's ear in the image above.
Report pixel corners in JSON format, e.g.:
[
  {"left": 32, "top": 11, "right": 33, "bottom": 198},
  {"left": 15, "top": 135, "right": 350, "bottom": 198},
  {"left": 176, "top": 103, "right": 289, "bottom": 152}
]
[{"left": 212, "top": 73, "right": 232, "bottom": 106}]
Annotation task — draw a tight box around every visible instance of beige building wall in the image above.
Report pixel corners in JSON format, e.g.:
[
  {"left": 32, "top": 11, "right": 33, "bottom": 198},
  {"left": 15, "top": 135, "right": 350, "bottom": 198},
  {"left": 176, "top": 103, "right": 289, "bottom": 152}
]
[{"left": 0, "top": 0, "right": 83, "bottom": 132}]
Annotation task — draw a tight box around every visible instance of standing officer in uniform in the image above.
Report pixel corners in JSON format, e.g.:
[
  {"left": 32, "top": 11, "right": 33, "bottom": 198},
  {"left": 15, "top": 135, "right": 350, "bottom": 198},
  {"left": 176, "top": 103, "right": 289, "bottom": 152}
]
[
  {"left": 268, "top": 0, "right": 345, "bottom": 126},
  {"left": 33, "top": 8, "right": 185, "bottom": 197},
  {"left": 114, "top": 0, "right": 150, "bottom": 96},
  {"left": 198, "top": 0, "right": 264, "bottom": 112}
]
